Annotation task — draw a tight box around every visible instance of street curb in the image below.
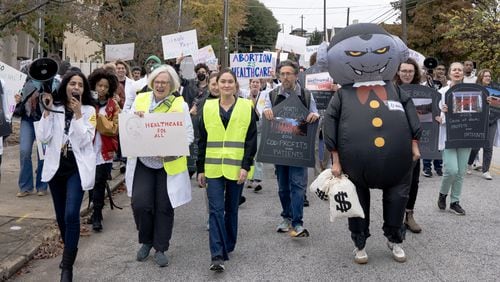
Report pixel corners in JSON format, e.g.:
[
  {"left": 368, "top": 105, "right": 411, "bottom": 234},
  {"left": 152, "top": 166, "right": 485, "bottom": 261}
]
[{"left": 0, "top": 172, "right": 125, "bottom": 281}]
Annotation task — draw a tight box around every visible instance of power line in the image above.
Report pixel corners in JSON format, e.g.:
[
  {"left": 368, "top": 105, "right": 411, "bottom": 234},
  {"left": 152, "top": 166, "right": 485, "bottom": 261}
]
[
  {"left": 368, "top": 8, "right": 395, "bottom": 23},
  {"left": 248, "top": 4, "right": 392, "bottom": 10}
]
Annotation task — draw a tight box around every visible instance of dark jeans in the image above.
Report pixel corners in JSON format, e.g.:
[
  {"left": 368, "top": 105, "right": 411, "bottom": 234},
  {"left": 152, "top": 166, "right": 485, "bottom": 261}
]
[
  {"left": 131, "top": 160, "right": 174, "bottom": 252},
  {"left": 206, "top": 177, "right": 244, "bottom": 261},
  {"left": 49, "top": 172, "right": 85, "bottom": 250},
  {"left": 467, "top": 122, "right": 497, "bottom": 173},
  {"left": 91, "top": 163, "right": 112, "bottom": 210},
  {"left": 275, "top": 165, "right": 307, "bottom": 228},
  {"left": 407, "top": 160, "right": 420, "bottom": 210},
  {"left": 422, "top": 159, "right": 442, "bottom": 172}
]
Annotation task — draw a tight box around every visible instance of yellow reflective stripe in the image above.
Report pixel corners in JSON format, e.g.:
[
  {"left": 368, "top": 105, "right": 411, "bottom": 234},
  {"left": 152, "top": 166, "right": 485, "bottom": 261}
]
[
  {"left": 205, "top": 158, "right": 242, "bottom": 166},
  {"left": 206, "top": 141, "right": 245, "bottom": 148}
]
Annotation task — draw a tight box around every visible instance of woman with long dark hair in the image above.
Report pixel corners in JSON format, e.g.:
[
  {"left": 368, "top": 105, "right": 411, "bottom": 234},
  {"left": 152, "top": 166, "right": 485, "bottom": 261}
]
[
  {"left": 88, "top": 68, "right": 120, "bottom": 231},
  {"left": 37, "top": 71, "right": 96, "bottom": 281}
]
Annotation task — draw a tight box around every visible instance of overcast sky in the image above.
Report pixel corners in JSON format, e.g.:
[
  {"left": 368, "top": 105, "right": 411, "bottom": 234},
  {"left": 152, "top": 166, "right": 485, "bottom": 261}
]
[{"left": 259, "top": 0, "right": 398, "bottom": 33}]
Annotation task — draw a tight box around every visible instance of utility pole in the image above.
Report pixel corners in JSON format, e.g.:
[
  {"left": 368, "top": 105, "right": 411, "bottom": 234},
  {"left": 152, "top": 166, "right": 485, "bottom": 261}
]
[
  {"left": 282, "top": 23, "right": 285, "bottom": 33},
  {"left": 401, "top": 0, "right": 408, "bottom": 44},
  {"left": 177, "top": 0, "right": 183, "bottom": 32},
  {"left": 323, "top": 0, "right": 327, "bottom": 41},
  {"left": 346, "top": 7, "right": 350, "bottom": 26},
  {"left": 300, "top": 15, "right": 304, "bottom": 37},
  {"left": 222, "top": 0, "right": 229, "bottom": 68}
]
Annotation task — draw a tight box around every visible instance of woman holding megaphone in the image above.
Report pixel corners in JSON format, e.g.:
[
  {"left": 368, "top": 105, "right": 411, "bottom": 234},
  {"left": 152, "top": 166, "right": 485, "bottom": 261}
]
[{"left": 37, "top": 71, "right": 96, "bottom": 282}]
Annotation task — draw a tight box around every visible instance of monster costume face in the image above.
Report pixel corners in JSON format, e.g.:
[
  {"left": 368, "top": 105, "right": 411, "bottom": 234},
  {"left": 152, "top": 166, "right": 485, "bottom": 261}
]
[{"left": 327, "top": 23, "right": 408, "bottom": 85}]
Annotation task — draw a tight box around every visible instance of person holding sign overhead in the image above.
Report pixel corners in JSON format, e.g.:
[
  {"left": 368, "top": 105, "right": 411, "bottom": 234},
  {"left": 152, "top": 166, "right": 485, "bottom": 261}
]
[
  {"left": 125, "top": 65, "right": 193, "bottom": 267},
  {"left": 197, "top": 69, "right": 257, "bottom": 272},
  {"left": 36, "top": 71, "right": 96, "bottom": 282},
  {"left": 436, "top": 62, "right": 470, "bottom": 215}
]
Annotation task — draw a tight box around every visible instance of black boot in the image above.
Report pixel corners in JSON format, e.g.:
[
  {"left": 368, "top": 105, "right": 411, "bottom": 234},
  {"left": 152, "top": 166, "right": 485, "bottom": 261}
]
[
  {"left": 92, "top": 208, "right": 103, "bottom": 232},
  {"left": 60, "top": 247, "right": 77, "bottom": 282}
]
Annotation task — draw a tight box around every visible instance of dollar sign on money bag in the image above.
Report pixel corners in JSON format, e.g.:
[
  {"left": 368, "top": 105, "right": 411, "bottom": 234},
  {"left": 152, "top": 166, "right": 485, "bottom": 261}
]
[{"left": 334, "top": 191, "right": 352, "bottom": 212}]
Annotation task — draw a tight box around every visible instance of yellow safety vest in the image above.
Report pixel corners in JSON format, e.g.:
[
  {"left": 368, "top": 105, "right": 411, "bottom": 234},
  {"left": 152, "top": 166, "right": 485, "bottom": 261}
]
[
  {"left": 134, "top": 92, "right": 187, "bottom": 175},
  {"left": 203, "top": 98, "right": 253, "bottom": 180}
]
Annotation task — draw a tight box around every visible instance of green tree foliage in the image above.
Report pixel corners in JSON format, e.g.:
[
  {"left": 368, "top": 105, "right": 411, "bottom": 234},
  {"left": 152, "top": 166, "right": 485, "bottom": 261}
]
[
  {"left": 308, "top": 30, "right": 323, "bottom": 45},
  {"left": 237, "top": 0, "right": 280, "bottom": 52}
]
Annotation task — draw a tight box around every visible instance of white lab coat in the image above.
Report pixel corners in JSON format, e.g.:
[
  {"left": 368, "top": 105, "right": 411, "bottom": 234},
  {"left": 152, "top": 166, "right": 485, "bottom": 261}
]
[
  {"left": 122, "top": 77, "right": 140, "bottom": 113},
  {"left": 37, "top": 105, "right": 96, "bottom": 190},
  {"left": 125, "top": 98, "right": 194, "bottom": 208}
]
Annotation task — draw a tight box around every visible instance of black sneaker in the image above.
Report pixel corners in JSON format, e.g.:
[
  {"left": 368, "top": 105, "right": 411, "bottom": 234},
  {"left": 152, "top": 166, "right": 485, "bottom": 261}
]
[
  {"left": 239, "top": 196, "right": 246, "bottom": 206},
  {"left": 449, "top": 202, "right": 466, "bottom": 215},
  {"left": 209, "top": 258, "right": 225, "bottom": 272},
  {"left": 304, "top": 198, "right": 310, "bottom": 207},
  {"left": 423, "top": 169, "right": 432, "bottom": 177},
  {"left": 437, "top": 193, "right": 447, "bottom": 210},
  {"left": 435, "top": 169, "right": 443, "bottom": 176}
]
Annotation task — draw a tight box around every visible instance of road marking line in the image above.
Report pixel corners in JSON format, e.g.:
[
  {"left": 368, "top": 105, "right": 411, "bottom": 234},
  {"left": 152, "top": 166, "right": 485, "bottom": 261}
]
[{"left": 15, "top": 214, "right": 31, "bottom": 223}]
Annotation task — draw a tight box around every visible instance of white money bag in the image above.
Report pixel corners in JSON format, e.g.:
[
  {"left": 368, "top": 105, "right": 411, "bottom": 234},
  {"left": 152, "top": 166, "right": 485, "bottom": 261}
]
[
  {"left": 310, "top": 169, "right": 334, "bottom": 201},
  {"left": 327, "top": 174, "right": 365, "bottom": 222}
]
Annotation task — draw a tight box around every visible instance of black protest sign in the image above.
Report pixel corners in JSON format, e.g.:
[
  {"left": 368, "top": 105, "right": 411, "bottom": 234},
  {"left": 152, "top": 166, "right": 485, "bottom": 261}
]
[
  {"left": 486, "top": 86, "right": 500, "bottom": 122},
  {"left": 256, "top": 93, "right": 318, "bottom": 167},
  {"left": 0, "top": 82, "right": 12, "bottom": 137},
  {"left": 401, "top": 84, "right": 441, "bottom": 159},
  {"left": 299, "top": 65, "right": 334, "bottom": 111},
  {"left": 445, "top": 83, "right": 490, "bottom": 149}
]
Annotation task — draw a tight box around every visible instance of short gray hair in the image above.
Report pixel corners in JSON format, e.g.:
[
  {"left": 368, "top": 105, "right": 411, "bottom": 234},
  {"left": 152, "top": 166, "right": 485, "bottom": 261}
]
[{"left": 148, "top": 65, "right": 180, "bottom": 94}]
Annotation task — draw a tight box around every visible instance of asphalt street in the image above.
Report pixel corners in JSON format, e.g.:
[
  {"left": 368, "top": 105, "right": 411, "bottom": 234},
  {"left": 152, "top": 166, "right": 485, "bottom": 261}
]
[{"left": 9, "top": 151, "right": 500, "bottom": 282}]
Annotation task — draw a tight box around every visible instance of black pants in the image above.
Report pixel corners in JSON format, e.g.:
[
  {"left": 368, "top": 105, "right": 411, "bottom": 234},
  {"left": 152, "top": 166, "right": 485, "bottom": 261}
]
[
  {"left": 348, "top": 168, "right": 411, "bottom": 249},
  {"left": 131, "top": 160, "right": 174, "bottom": 252},
  {"left": 92, "top": 163, "right": 112, "bottom": 210},
  {"left": 406, "top": 160, "right": 420, "bottom": 210}
]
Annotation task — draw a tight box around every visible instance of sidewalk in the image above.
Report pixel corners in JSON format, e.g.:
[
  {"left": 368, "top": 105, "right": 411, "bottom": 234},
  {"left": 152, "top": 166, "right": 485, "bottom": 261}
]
[{"left": 0, "top": 144, "right": 124, "bottom": 280}]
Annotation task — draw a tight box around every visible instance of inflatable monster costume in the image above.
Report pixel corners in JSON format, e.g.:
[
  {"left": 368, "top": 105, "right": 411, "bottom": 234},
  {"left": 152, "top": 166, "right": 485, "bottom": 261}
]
[{"left": 322, "top": 24, "right": 422, "bottom": 249}]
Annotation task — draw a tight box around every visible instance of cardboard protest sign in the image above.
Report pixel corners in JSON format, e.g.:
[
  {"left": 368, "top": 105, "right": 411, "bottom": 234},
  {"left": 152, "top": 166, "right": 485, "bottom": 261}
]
[
  {"left": 305, "top": 72, "right": 334, "bottom": 110},
  {"left": 0, "top": 85, "right": 12, "bottom": 137},
  {"left": 275, "top": 33, "right": 307, "bottom": 55},
  {"left": 445, "top": 83, "right": 490, "bottom": 149},
  {"left": 305, "top": 45, "right": 320, "bottom": 62},
  {"left": 0, "top": 61, "right": 27, "bottom": 120},
  {"left": 105, "top": 43, "right": 135, "bottom": 62},
  {"left": 257, "top": 93, "right": 318, "bottom": 167},
  {"left": 401, "top": 84, "right": 441, "bottom": 159},
  {"left": 119, "top": 112, "right": 189, "bottom": 157},
  {"left": 161, "top": 29, "right": 199, "bottom": 60},
  {"left": 192, "top": 45, "right": 217, "bottom": 64},
  {"left": 230, "top": 53, "right": 273, "bottom": 79},
  {"left": 408, "top": 49, "right": 426, "bottom": 67}
]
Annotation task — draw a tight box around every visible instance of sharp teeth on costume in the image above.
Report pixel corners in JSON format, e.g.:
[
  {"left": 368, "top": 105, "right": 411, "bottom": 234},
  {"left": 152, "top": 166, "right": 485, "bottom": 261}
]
[
  {"left": 354, "top": 69, "right": 363, "bottom": 75},
  {"left": 379, "top": 66, "right": 386, "bottom": 73}
]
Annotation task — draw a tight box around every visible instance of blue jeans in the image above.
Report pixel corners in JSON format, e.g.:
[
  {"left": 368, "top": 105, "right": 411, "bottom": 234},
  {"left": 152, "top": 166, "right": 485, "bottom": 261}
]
[
  {"left": 206, "top": 177, "right": 244, "bottom": 261},
  {"left": 275, "top": 165, "right": 307, "bottom": 227},
  {"left": 49, "top": 172, "right": 85, "bottom": 250},
  {"left": 19, "top": 118, "right": 47, "bottom": 192}
]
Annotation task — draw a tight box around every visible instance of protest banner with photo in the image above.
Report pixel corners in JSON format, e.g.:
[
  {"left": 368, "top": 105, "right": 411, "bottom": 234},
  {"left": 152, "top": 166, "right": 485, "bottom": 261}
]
[
  {"left": 445, "top": 83, "right": 490, "bottom": 149},
  {"left": 257, "top": 93, "right": 318, "bottom": 167},
  {"left": 275, "top": 33, "right": 307, "bottom": 55},
  {"left": 305, "top": 45, "right": 320, "bottom": 62},
  {"left": 401, "top": 84, "right": 441, "bottom": 159},
  {"left": 230, "top": 53, "right": 273, "bottom": 79},
  {"left": 161, "top": 29, "right": 199, "bottom": 60},
  {"left": 0, "top": 61, "right": 27, "bottom": 120},
  {"left": 119, "top": 112, "right": 190, "bottom": 157},
  {"left": 305, "top": 72, "right": 334, "bottom": 110},
  {"left": 486, "top": 86, "right": 500, "bottom": 121},
  {"left": 104, "top": 43, "right": 135, "bottom": 62}
]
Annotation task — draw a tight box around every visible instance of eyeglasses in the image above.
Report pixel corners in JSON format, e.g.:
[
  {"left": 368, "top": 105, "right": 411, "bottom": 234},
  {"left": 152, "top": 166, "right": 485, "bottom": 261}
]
[{"left": 154, "top": 81, "right": 170, "bottom": 86}]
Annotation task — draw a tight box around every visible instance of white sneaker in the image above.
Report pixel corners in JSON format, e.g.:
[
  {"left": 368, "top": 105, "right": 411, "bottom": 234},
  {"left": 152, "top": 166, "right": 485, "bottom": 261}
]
[
  {"left": 387, "top": 241, "right": 406, "bottom": 263},
  {"left": 353, "top": 248, "right": 368, "bottom": 264},
  {"left": 482, "top": 171, "right": 493, "bottom": 180},
  {"left": 466, "top": 165, "right": 472, "bottom": 175}
]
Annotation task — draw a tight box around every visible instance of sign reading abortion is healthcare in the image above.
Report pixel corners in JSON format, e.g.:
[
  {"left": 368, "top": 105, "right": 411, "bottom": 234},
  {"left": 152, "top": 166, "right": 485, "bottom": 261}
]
[
  {"left": 230, "top": 53, "right": 273, "bottom": 79},
  {"left": 257, "top": 93, "right": 318, "bottom": 167}
]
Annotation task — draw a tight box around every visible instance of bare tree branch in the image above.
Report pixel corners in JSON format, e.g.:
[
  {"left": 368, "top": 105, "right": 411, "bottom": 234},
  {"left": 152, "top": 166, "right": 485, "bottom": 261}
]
[{"left": 0, "top": 0, "right": 75, "bottom": 30}]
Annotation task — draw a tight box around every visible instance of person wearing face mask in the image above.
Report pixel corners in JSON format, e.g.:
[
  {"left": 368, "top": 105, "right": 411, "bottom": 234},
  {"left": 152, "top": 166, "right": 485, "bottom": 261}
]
[
  {"left": 87, "top": 68, "right": 120, "bottom": 232},
  {"left": 37, "top": 71, "right": 96, "bottom": 281}
]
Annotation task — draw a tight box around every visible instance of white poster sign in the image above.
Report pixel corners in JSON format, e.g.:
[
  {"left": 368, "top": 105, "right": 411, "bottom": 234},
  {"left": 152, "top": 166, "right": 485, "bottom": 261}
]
[
  {"left": 305, "top": 45, "right": 320, "bottom": 62},
  {"left": 408, "top": 49, "right": 426, "bottom": 67},
  {"left": 119, "top": 112, "right": 190, "bottom": 157},
  {"left": 192, "top": 45, "right": 217, "bottom": 65},
  {"left": 305, "top": 72, "right": 334, "bottom": 91},
  {"left": 263, "top": 51, "right": 289, "bottom": 70},
  {"left": 0, "top": 61, "right": 27, "bottom": 120},
  {"left": 105, "top": 43, "right": 135, "bottom": 62},
  {"left": 275, "top": 33, "right": 307, "bottom": 55},
  {"left": 230, "top": 53, "right": 273, "bottom": 79},
  {"left": 161, "top": 29, "right": 199, "bottom": 60}
]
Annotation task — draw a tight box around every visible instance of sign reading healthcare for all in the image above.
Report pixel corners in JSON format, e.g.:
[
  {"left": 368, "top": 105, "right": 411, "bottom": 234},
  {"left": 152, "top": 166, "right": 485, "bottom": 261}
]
[
  {"left": 118, "top": 112, "right": 190, "bottom": 157},
  {"left": 230, "top": 53, "right": 273, "bottom": 79}
]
